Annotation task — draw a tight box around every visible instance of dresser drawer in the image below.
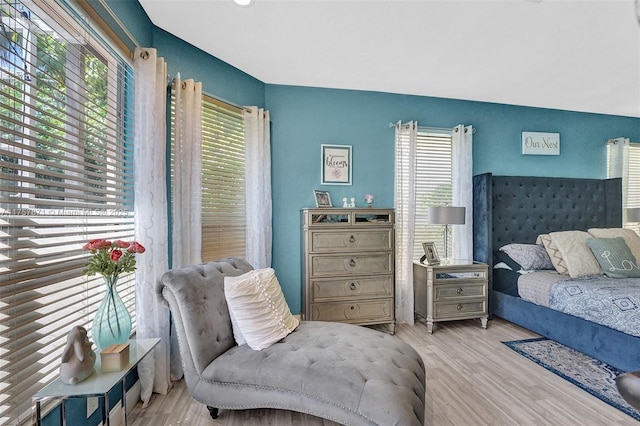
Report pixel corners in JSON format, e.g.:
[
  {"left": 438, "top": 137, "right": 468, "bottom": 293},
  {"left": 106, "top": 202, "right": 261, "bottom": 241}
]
[
  {"left": 310, "top": 253, "right": 393, "bottom": 277},
  {"left": 310, "top": 276, "right": 393, "bottom": 302},
  {"left": 433, "top": 300, "right": 487, "bottom": 319},
  {"left": 310, "top": 299, "right": 394, "bottom": 322},
  {"left": 309, "top": 229, "right": 392, "bottom": 253},
  {"left": 434, "top": 283, "right": 486, "bottom": 301}
]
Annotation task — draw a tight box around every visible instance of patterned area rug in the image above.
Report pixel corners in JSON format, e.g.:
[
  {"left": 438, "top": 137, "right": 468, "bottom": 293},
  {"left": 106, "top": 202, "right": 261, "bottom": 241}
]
[{"left": 503, "top": 337, "right": 640, "bottom": 422}]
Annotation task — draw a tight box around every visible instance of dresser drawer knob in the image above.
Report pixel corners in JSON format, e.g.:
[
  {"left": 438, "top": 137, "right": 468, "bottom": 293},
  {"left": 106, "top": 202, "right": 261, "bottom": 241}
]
[
  {"left": 457, "top": 304, "right": 464, "bottom": 311},
  {"left": 349, "top": 282, "right": 357, "bottom": 291},
  {"left": 456, "top": 287, "right": 464, "bottom": 295},
  {"left": 349, "top": 235, "right": 356, "bottom": 243},
  {"left": 349, "top": 258, "right": 356, "bottom": 267},
  {"left": 350, "top": 305, "right": 355, "bottom": 310}
]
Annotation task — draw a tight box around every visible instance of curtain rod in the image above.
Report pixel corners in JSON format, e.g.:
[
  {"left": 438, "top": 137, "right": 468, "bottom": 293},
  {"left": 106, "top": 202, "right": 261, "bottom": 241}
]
[{"left": 388, "top": 122, "right": 476, "bottom": 134}]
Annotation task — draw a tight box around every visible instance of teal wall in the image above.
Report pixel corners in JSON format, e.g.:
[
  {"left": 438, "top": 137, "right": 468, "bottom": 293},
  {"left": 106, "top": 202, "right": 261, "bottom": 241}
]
[
  {"left": 103, "top": 0, "right": 640, "bottom": 314},
  {"left": 266, "top": 85, "right": 640, "bottom": 313}
]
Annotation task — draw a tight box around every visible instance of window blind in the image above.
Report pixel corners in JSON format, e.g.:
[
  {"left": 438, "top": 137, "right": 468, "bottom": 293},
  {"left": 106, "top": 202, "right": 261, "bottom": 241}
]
[
  {"left": 200, "top": 98, "right": 245, "bottom": 261},
  {"left": 414, "top": 128, "right": 453, "bottom": 258},
  {"left": 0, "top": 0, "right": 134, "bottom": 423},
  {"left": 628, "top": 143, "right": 640, "bottom": 214},
  {"left": 170, "top": 95, "right": 245, "bottom": 262}
]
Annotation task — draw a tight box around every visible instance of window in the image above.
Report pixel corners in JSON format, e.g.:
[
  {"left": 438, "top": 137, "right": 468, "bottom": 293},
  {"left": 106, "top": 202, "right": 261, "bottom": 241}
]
[
  {"left": 607, "top": 140, "right": 640, "bottom": 228},
  {"left": 414, "top": 128, "right": 453, "bottom": 257},
  {"left": 0, "top": 1, "right": 133, "bottom": 423},
  {"left": 170, "top": 94, "right": 245, "bottom": 261}
]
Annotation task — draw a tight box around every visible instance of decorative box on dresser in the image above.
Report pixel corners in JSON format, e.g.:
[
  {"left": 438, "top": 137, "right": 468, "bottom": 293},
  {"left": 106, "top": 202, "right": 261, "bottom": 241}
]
[
  {"left": 413, "top": 260, "right": 488, "bottom": 333},
  {"left": 302, "top": 208, "right": 395, "bottom": 333}
]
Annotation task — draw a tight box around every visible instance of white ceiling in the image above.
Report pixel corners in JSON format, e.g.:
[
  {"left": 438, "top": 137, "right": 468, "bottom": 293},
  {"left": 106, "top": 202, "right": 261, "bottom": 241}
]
[{"left": 139, "top": 0, "right": 640, "bottom": 117}]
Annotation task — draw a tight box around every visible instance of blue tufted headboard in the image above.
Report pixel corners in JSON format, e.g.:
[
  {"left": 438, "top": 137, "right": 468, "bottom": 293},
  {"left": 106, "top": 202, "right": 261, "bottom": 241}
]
[{"left": 472, "top": 173, "right": 622, "bottom": 298}]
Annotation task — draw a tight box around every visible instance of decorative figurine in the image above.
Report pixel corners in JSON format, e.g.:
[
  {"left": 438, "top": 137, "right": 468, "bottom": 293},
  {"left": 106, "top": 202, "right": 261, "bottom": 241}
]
[
  {"left": 59, "top": 326, "right": 96, "bottom": 385},
  {"left": 343, "top": 197, "right": 356, "bottom": 208},
  {"left": 365, "top": 194, "right": 374, "bottom": 208}
]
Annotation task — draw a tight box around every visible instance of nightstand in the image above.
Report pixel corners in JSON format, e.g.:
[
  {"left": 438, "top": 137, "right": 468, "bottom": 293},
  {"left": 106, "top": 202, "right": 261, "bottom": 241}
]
[{"left": 413, "top": 260, "right": 488, "bottom": 333}]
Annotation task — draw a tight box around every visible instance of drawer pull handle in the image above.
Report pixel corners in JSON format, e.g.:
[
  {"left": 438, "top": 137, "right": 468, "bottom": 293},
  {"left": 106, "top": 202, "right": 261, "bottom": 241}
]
[
  {"left": 349, "top": 259, "right": 356, "bottom": 267},
  {"left": 350, "top": 306, "right": 355, "bottom": 310},
  {"left": 349, "top": 282, "right": 357, "bottom": 291},
  {"left": 349, "top": 235, "right": 356, "bottom": 243},
  {"left": 457, "top": 304, "right": 464, "bottom": 311},
  {"left": 474, "top": 272, "right": 480, "bottom": 278},
  {"left": 457, "top": 287, "right": 464, "bottom": 295}
]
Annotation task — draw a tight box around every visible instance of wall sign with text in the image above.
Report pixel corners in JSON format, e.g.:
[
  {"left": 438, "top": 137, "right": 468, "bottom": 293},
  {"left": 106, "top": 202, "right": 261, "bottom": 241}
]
[
  {"left": 321, "top": 144, "right": 352, "bottom": 185},
  {"left": 522, "top": 132, "right": 560, "bottom": 156}
]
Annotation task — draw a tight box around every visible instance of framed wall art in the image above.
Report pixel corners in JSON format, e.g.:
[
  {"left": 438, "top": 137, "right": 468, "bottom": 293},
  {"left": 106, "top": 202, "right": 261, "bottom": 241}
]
[{"left": 321, "top": 144, "right": 352, "bottom": 185}]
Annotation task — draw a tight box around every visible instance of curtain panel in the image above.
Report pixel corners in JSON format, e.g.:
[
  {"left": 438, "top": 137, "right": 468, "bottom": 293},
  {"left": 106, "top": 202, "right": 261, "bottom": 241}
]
[
  {"left": 133, "top": 47, "right": 171, "bottom": 405},
  {"left": 394, "top": 121, "right": 418, "bottom": 324},
  {"left": 244, "top": 107, "right": 273, "bottom": 269},
  {"left": 452, "top": 124, "right": 474, "bottom": 261}
]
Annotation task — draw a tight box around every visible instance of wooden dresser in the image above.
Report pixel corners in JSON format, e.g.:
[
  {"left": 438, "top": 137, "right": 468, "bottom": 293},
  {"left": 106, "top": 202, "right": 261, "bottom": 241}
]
[{"left": 302, "top": 208, "right": 395, "bottom": 333}]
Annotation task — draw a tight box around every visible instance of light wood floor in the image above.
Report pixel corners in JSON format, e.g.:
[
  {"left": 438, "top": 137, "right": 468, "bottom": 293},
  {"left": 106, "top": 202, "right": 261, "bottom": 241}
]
[{"left": 128, "top": 318, "right": 638, "bottom": 425}]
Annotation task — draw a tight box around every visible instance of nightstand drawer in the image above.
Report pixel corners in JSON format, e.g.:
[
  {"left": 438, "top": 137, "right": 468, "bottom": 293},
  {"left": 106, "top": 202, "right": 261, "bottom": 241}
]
[
  {"left": 310, "top": 253, "right": 393, "bottom": 277},
  {"left": 434, "top": 300, "right": 486, "bottom": 318},
  {"left": 433, "top": 269, "right": 486, "bottom": 282},
  {"left": 434, "top": 283, "right": 486, "bottom": 301},
  {"left": 310, "top": 276, "right": 393, "bottom": 302},
  {"left": 309, "top": 229, "right": 392, "bottom": 253},
  {"left": 310, "top": 299, "right": 394, "bottom": 322}
]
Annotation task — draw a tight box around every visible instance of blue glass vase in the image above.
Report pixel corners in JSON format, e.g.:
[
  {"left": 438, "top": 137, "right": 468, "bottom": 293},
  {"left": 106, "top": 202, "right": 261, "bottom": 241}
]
[{"left": 92, "top": 275, "right": 131, "bottom": 351}]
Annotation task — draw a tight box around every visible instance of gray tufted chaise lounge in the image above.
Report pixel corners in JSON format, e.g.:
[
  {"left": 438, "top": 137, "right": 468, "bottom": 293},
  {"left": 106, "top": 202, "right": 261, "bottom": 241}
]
[{"left": 156, "top": 258, "right": 426, "bottom": 425}]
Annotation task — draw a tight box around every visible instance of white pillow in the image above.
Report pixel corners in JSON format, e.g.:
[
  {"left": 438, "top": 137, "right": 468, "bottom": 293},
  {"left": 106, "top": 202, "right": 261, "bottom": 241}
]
[
  {"left": 548, "top": 230, "right": 602, "bottom": 278},
  {"left": 224, "top": 268, "right": 299, "bottom": 350}
]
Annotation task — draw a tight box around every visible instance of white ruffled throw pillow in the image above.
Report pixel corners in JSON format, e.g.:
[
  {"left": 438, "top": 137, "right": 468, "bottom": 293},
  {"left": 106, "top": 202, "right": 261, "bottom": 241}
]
[{"left": 224, "top": 268, "right": 299, "bottom": 350}]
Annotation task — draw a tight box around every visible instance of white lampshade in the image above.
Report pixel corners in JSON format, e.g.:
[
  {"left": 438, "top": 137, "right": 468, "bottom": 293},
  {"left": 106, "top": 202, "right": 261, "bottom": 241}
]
[
  {"left": 429, "top": 206, "right": 466, "bottom": 225},
  {"left": 628, "top": 208, "right": 640, "bottom": 222}
]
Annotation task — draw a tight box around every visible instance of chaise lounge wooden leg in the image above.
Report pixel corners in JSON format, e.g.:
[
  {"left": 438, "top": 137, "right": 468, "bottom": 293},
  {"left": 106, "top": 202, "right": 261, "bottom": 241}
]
[{"left": 207, "top": 406, "right": 219, "bottom": 419}]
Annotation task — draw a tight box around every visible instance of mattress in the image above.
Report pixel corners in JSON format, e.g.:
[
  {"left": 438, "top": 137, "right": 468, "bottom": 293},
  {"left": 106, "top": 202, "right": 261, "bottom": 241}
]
[{"left": 517, "top": 271, "right": 640, "bottom": 338}]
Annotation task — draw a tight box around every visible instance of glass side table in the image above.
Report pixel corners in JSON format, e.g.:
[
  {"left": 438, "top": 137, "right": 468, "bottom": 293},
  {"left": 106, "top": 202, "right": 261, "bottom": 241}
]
[{"left": 33, "top": 338, "right": 160, "bottom": 426}]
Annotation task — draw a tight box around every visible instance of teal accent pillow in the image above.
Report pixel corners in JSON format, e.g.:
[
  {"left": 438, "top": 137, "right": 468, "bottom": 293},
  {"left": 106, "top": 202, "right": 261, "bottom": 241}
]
[{"left": 586, "top": 237, "right": 640, "bottom": 278}]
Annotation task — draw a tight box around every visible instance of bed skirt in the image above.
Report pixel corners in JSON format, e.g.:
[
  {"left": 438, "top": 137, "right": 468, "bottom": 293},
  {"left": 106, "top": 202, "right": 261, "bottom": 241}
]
[{"left": 492, "top": 290, "right": 640, "bottom": 372}]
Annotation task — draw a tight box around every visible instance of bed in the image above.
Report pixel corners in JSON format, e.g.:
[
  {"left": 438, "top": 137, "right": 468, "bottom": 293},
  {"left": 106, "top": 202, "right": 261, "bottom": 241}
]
[{"left": 473, "top": 173, "right": 640, "bottom": 372}]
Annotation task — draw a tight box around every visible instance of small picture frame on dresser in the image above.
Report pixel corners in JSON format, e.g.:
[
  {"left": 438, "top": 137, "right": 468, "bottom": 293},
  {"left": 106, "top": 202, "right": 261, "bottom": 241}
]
[
  {"left": 422, "top": 242, "right": 440, "bottom": 265},
  {"left": 314, "top": 190, "right": 332, "bottom": 208}
]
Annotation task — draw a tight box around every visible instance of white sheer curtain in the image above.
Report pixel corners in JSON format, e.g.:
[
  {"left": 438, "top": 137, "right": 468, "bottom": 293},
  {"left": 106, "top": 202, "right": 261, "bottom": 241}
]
[
  {"left": 394, "top": 121, "right": 417, "bottom": 324},
  {"left": 172, "top": 74, "right": 203, "bottom": 269},
  {"left": 608, "top": 137, "right": 630, "bottom": 222},
  {"left": 452, "top": 124, "right": 474, "bottom": 261},
  {"left": 133, "top": 47, "right": 171, "bottom": 405},
  {"left": 169, "top": 74, "right": 203, "bottom": 381},
  {"left": 244, "top": 107, "right": 272, "bottom": 269}
]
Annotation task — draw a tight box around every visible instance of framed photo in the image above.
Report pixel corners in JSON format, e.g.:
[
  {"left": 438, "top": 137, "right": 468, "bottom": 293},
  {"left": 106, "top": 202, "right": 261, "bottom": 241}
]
[
  {"left": 314, "top": 190, "right": 332, "bottom": 208},
  {"left": 321, "top": 144, "right": 352, "bottom": 185},
  {"left": 422, "top": 242, "right": 440, "bottom": 265}
]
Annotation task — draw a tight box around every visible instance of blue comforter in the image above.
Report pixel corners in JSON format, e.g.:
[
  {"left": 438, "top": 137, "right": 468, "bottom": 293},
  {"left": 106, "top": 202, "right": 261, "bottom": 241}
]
[{"left": 550, "top": 276, "right": 640, "bottom": 338}]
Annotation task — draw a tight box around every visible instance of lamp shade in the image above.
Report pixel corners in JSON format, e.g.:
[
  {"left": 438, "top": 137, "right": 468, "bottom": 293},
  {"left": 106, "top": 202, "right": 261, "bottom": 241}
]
[
  {"left": 428, "top": 206, "right": 466, "bottom": 225},
  {"left": 628, "top": 208, "right": 640, "bottom": 222}
]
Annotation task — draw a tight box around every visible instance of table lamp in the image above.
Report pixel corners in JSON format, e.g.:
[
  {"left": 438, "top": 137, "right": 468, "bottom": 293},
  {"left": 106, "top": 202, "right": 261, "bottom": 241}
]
[{"left": 429, "top": 206, "right": 466, "bottom": 262}]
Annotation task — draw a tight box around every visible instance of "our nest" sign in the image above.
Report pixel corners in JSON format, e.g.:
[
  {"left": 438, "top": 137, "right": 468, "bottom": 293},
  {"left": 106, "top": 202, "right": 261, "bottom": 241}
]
[{"left": 522, "top": 131, "right": 560, "bottom": 156}]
